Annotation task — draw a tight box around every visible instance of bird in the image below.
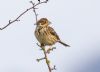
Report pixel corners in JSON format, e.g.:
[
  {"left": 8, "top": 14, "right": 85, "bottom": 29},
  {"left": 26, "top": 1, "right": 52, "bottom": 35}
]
[{"left": 35, "top": 18, "right": 70, "bottom": 47}]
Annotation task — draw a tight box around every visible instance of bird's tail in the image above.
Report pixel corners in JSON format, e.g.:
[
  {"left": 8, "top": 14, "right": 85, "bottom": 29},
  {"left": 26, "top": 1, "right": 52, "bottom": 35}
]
[{"left": 58, "top": 41, "right": 70, "bottom": 47}]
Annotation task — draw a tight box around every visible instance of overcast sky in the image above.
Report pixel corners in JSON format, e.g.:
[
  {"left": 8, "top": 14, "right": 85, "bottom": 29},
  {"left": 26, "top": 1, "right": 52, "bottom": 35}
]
[{"left": 0, "top": 0, "right": 100, "bottom": 72}]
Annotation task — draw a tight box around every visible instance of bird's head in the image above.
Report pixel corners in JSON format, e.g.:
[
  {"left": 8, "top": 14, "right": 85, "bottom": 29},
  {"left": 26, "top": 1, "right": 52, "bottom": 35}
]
[{"left": 36, "top": 18, "right": 51, "bottom": 27}]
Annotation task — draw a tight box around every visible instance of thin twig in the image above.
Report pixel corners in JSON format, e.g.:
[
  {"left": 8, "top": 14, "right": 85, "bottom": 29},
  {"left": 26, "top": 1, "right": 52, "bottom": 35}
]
[
  {"left": 42, "top": 46, "right": 52, "bottom": 72},
  {"left": 0, "top": 0, "right": 48, "bottom": 30},
  {"left": 36, "top": 57, "right": 45, "bottom": 62},
  {"left": 37, "top": 45, "right": 56, "bottom": 72},
  {"left": 47, "top": 47, "right": 56, "bottom": 54},
  {"left": 30, "top": 1, "right": 38, "bottom": 23}
]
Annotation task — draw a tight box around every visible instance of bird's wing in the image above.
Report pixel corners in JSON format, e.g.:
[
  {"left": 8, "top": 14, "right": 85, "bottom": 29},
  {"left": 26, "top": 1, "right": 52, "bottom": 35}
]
[{"left": 48, "top": 27, "right": 60, "bottom": 40}]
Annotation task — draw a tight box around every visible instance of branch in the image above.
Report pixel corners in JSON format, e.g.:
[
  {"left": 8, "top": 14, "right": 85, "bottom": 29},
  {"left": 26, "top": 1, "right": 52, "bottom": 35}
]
[
  {"left": 30, "top": 1, "right": 38, "bottom": 23},
  {"left": 0, "top": 0, "right": 48, "bottom": 30},
  {"left": 43, "top": 47, "right": 52, "bottom": 72},
  {"left": 37, "top": 45, "right": 56, "bottom": 72},
  {"left": 46, "top": 47, "right": 56, "bottom": 54},
  {"left": 41, "top": 46, "right": 52, "bottom": 72}
]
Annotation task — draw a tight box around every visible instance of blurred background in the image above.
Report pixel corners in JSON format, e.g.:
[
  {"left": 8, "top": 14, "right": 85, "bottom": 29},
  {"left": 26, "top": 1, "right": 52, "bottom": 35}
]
[{"left": 0, "top": 0, "right": 100, "bottom": 72}]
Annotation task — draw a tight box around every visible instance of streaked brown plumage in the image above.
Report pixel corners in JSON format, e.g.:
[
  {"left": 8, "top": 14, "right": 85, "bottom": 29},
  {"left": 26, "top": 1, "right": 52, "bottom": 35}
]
[{"left": 35, "top": 18, "right": 70, "bottom": 47}]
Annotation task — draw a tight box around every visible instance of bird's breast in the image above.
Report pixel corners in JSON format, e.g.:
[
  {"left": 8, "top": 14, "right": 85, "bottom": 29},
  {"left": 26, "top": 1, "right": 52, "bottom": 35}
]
[{"left": 35, "top": 27, "right": 58, "bottom": 45}]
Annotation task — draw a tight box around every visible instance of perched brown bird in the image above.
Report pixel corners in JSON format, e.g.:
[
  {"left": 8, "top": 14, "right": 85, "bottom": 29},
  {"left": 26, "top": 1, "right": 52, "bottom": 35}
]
[{"left": 35, "top": 18, "right": 70, "bottom": 47}]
